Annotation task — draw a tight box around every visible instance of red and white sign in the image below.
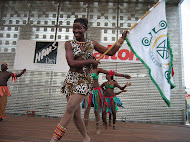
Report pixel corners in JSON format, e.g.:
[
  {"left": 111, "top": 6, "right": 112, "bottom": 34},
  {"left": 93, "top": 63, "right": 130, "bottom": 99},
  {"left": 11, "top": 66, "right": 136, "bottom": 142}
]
[{"left": 93, "top": 43, "right": 140, "bottom": 63}]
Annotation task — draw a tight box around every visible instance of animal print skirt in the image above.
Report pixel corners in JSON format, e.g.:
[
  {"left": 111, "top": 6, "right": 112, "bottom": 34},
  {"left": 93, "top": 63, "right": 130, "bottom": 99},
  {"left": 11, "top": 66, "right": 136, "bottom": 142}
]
[{"left": 61, "top": 71, "right": 93, "bottom": 96}]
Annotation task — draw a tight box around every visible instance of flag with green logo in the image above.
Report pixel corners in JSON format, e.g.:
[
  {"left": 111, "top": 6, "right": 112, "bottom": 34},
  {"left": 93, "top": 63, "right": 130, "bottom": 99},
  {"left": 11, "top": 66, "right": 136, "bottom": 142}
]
[{"left": 126, "top": 0, "right": 175, "bottom": 107}]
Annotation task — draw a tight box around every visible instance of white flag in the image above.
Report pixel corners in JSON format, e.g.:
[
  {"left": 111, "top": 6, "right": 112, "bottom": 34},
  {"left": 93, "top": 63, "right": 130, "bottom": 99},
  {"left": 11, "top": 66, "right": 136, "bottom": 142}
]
[{"left": 126, "top": 0, "right": 175, "bottom": 107}]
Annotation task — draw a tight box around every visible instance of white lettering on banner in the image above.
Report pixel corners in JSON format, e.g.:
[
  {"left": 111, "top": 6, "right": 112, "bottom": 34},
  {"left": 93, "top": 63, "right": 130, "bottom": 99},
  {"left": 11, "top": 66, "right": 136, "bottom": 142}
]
[
  {"left": 46, "top": 57, "right": 56, "bottom": 64},
  {"left": 93, "top": 44, "right": 140, "bottom": 63},
  {"left": 34, "top": 43, "right": 57, "bottom": 63}
]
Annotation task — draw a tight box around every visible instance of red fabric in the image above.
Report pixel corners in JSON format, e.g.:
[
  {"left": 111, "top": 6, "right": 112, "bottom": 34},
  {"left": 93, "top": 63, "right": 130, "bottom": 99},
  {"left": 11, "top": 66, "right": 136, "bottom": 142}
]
[
  {"left": 104, "top": 95, "right": 115, "bottom": 115},
  {"left": 103, "top": 98, "right": 109, "bottom": 108},
  {"left": 87, "top": 94, "right": 92, "bottom": 108},
  {"left": 104, "top": 95, "right": 116, "bottom": 98},
  {"left": 11, "top": 73, "right": 17, "bottom": 82},
  {"left": 103, "top": 95, "right": 116, "bottom": 108},
  {"left": 0, "top": 86, "right": 11, "bottom": 96},
  {"left": 0, "top": 116, "right": 6, "bottom": 119},
  {"left": 94, "top": 87, "right": 103, "bottom": 108},
  {"left": 172, "top": 67, "right": 174, "bottom": 77},
  {"left": 98, "top": 88, "right": 103, "bottom": 108}
]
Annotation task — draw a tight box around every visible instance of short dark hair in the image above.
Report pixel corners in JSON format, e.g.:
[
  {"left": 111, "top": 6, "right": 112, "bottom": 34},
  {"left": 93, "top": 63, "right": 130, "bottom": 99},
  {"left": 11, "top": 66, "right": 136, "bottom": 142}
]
[
  {"left": 1, "top": 63, "right": 8, "bottom": 71},
  {"left": 1, "top": 63, "right": 7, "bottom": 68},
  {"left": 74, "top": 18, "right": 88, "bottom": 28}
]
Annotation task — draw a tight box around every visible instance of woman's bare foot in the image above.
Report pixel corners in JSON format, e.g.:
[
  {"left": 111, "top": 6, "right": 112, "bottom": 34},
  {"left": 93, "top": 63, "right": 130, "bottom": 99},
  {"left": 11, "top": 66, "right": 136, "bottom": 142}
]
[
  {"left": 113, "top": 124, "right": 117, "bottom": 130},
  {"left": 50, "top": 138, "right": 56, "bottom": 142},
  {"left": 96, "top": 130, "right": 100, "bottom": 135},
  {"left": 83, "top": 136, "right": 91, "bottom": 142},
  {"left": 105, "top": 125, "right": 107, "bottom": 129}
]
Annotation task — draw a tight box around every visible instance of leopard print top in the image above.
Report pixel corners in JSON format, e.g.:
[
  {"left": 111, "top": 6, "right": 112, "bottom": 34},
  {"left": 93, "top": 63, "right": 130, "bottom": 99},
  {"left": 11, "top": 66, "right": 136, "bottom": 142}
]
[{"left": 70, "top": 39, "right": 95, "bottom": 60}]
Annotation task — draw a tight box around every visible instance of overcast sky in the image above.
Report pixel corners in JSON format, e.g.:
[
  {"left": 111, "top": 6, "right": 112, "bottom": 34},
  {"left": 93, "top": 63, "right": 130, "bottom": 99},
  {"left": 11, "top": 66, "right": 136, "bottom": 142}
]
[{"left": 181, "top": 0, "right": 190, "bottom": 89}]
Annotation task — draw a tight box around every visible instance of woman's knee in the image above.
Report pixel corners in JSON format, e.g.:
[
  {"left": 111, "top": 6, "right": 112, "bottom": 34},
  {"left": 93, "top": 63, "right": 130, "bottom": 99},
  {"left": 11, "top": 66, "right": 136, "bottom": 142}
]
[
  {"left": 73, "top": 112, "right": 78, "bottom": 121},
  {"left": 66, "top": 102, "right": 77, "bottom": 114}
]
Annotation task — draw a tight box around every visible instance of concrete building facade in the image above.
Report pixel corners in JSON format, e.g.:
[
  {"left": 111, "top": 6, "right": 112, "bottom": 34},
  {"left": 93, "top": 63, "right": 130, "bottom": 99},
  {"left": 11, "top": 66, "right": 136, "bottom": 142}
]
[{"left": 0, "top": 0, "right": 185, "bottom": 124}]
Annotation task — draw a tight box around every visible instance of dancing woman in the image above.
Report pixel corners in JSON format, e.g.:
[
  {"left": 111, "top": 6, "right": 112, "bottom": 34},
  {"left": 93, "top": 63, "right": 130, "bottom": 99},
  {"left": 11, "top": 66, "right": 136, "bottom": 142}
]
[
  {"left": 83, "top": 68, "right": 130, "bottom": 134},
  {"left": 0, "top": 63, "right": 26, "bottom": 121},
  {"left": 101, "top": 71, "right": 131, "bottom": 130},
  {"left": 107, "top": 90, "right": 127, "bottom": 127},
  {"left": 50, "top": 18, "right": 128, "bottom": 142}
]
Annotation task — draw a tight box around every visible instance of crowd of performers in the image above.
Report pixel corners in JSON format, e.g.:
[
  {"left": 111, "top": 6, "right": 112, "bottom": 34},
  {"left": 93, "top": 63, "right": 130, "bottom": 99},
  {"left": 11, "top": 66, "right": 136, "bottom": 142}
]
[
  {"left": 0, "top": 17, "right": 131, "bottom": 142},
  {"left": 82, "top": 68, "right": 131, "bottom": 134}
]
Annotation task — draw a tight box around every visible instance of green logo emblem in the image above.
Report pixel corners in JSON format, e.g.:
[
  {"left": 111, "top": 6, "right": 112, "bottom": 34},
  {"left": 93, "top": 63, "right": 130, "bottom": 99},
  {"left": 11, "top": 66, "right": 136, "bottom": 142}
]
[{"left": 156, "top": 39, "right": 169, "bottom": 60}]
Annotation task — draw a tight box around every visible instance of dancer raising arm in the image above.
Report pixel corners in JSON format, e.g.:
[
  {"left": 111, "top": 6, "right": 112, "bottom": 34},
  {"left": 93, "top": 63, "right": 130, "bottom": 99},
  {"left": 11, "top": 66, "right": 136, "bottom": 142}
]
[
  {"left": 101, "top": 72, "right": 131, "bottom": 130},
  {"left": 50, "top": 18, "right": 128, "bottom": 142},
  {"left": 0, "top": 63, "right": 26, "bottom": 121}
]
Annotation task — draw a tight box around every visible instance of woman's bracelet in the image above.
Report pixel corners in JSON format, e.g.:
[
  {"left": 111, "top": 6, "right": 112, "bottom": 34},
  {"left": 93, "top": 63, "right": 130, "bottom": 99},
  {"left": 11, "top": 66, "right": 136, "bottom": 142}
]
[
  {"left": 115, "top": 37, "right": 124, "bottom": 48},
  {"left": 118, "top": 37, "right": 124, "bottom": 44}
]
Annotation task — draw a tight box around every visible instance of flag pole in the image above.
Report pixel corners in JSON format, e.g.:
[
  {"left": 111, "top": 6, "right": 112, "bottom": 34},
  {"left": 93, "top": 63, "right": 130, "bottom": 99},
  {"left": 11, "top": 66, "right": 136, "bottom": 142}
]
[
  {"left": 97, "top": 0, "right": 161, "bottom": 61},
  {"left": 129, "top": 0, "right": 161, "bottom": 31},
  {"left": 97, "top": 42, "right": 117, "bottom": 61}
]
